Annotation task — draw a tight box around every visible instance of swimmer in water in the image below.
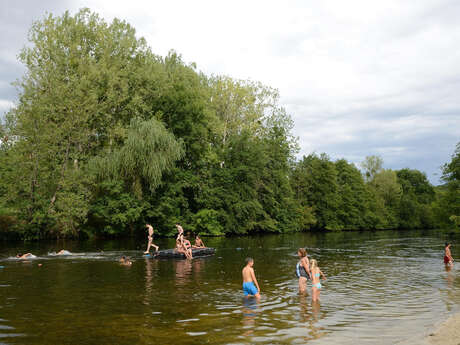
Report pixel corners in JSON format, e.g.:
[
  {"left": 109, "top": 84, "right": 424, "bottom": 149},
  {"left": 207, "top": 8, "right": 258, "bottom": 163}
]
[
  {"left": 242, "top": 257, "right": 261, "bottom": 299},
  {"left": 16, "top": 253, "right": 35, "bottom": 259},
  {"left": 119, "top": 256, "right": 132, "bottom": 266},
  {"left": 310, "top": 259, "right": 326, "bottom": 302},
  {"left": 444, "top": 243, "right": 454, "bottom": 266},
  {"left": 143, "top": 224, "right": 159, "bottom": 254},
  {"left": 56, "top": 250, "right": 71, "bottom": 255},
  {"left": 192, "top": 234, "right": 206, "bottom": 248},
  {"left": 296, "top": 248, "right": 312, "bottom": 294}
]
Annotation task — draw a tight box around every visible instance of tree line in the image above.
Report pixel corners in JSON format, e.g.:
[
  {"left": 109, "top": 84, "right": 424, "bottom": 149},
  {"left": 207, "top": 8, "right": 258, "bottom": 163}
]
[{"left": 0, "top": 9, "right": 458, "bottom": 240}]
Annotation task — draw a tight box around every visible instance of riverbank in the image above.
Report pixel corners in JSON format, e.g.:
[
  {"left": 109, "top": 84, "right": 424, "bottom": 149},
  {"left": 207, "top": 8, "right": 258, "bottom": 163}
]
[{"left": 427, "top": 312, "right": 460, "bottom": 345}]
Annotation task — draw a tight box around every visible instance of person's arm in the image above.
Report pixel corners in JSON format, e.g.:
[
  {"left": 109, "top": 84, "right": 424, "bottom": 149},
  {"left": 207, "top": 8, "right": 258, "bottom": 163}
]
[
  {"left": 200, "top": 239, "right": 205, "bottom": 247},
  {"left": 320, "top": 269, "right": 327, "bottom": 280},
  {"left": 302, "top": 258, "right": 312, "bottom": 279},
  {"left": 250, "top": 268, "right": 260, "bottom": 292}
]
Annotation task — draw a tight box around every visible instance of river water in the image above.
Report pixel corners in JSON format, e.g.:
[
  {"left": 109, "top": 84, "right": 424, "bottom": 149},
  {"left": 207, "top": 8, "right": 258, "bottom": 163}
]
[{"left": 0, "top": 229, "right": 459, "bottom": 345}]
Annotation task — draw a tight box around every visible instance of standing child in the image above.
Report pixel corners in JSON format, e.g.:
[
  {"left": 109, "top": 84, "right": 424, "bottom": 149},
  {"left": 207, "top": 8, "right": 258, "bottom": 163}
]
[
  {"left": 242, "top": 258, "right": 261, "bottom": 299},
  {"left": 143, "top": 224, "right": 159, "bottom": 254},
  {"left": 310, "top": 259, "right": 326, "bottom": 302},
  {"left": 444, "top": 243, "right": 454, "bottom": 266}
]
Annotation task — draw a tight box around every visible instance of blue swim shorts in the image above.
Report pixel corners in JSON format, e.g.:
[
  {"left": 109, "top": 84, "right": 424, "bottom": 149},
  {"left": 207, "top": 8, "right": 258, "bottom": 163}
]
[{"left": 243, "top": 282, "right": 258, "bottom": 296}]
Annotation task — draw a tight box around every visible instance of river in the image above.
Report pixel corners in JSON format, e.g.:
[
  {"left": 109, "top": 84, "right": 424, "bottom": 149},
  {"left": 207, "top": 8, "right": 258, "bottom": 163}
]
[{"left": 0, "top": 229, "right": 459, "bottom": 344}]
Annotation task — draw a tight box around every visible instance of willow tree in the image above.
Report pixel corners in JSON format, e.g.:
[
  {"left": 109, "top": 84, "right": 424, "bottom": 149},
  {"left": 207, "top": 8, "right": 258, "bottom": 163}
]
[
  {"left": 0, "top": 9, "right": 183, "bottom": 237},
  {"left": 92, "top": 117, "right": 183, "bottom": 197}
]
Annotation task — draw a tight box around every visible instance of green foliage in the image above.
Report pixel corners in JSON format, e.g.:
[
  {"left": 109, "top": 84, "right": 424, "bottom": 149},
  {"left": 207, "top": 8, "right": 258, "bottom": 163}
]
[
  {"left": 91, "top": 117, "right": 184, "bottom": 196},
  {"left": 192, "top": 209, "right": 224, "bottom": 236},
  {"left": 434, "top": 142, "right": 460, "bottom": 229},
  {"left": 0, "top": 8, "right": 452, "bottom": 239},
  {"left": 396, "top": 168, "right": 435, "bottom": 229}
]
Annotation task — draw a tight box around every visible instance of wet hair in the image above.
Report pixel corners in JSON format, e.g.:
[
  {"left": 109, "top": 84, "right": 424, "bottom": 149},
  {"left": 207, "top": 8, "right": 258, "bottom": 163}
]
[
  {"left": 245, "top": 257, "right": 254, "bottom": 265},
  {"left": 310, "top": 259, "right": 318, "bottom": 270},
  {"left": 196, "top": 234, "right": 200, "bottom": 238},
  {"left": 16, "top": 253, "right": 22, "bottom": 257},
  {"left": 445, "top": 242, "right": 450, "bottom": 247},
  {"left": 298, "top": 248, "right": 307, "bottom": 257}
]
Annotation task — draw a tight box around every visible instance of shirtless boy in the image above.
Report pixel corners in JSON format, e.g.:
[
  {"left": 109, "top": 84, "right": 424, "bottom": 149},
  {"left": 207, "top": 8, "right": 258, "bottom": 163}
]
[
  {"left": 242, "top": 258, "right": 261, "bottom": 299},
  {"left": 144, "top": 224, "right": 159, "bottom": 254},
  {"left": 444, "top": 243, "right": 454, "bottom": 266},
  {"left": 192, "top": 234, "right": 205, "bottom": 248}
]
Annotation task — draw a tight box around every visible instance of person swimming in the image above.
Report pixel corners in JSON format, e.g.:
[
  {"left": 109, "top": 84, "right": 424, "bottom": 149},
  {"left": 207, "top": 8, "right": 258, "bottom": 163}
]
[
  {"left": 296, "top": 248, "right": 312, "bottom": 294},
  {"left": 242, "top": 257, "right": 261, "bottom": 299},
  {"left": 310, "top": 259, "right": 326, "bottom": 302},
  {"left": 16, "top": 253, "right": 35, "bottom": 259},
  {"left": 119, "top": 256, "right": 132, "bottom": 266},
  {"left": 56, "top": 250, "right": 71, "bottom": 256}
]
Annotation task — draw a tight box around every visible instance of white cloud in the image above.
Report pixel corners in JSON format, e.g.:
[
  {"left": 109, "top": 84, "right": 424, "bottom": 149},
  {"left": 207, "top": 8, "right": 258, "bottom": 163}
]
[
  {"left": 1, "top": 0, "right": 460, "bottom": 182},
  {"left": 0, "top": 99, "right": 14, "bottom": 113}
]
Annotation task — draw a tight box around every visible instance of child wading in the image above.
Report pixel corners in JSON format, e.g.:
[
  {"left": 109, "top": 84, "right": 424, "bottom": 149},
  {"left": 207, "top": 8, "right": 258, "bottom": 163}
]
[
  {"left": 444, "top": 243, "right": 454, "bottom": 266},
  {"left": 242, "top": 258, "right": 261, "bottom": 299},
  {"left": 310, "top": 259, "right": 326, "bottom": 302}
]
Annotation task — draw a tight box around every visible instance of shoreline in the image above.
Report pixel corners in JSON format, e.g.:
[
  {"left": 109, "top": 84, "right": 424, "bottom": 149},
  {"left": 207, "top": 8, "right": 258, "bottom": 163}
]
[{"left": 426, "top": 312, "right": 460, "bottom": 345}]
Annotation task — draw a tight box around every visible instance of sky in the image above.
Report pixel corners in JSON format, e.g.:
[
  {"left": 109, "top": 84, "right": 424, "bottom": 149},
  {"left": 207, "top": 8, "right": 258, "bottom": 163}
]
[{"left": 1, "top": 0, "right": 459, "bottom": 184}]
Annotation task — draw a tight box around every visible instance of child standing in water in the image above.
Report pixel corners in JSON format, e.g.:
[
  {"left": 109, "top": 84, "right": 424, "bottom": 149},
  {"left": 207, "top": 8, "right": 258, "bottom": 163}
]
[
  {"left": 310, "top": 259, "right": 326, "bottom": 302},
  {"left": 444, "top": 243, "right": 454, "bottom": 266},
  {"left": 296, "top": 248, "right": 312, "bottom": 294},
  {"left": 242, "top": 258, "right": 261, "bottom": 299}
]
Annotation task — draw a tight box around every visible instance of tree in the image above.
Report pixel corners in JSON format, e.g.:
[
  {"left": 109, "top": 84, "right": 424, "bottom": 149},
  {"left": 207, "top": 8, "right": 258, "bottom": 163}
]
[
  {"left": 396, "top": 168, "right": 435, "bottom": 228},
  {"left": 361, "top": 155, "right": 383, "bottom": 182},
  {"left": 434, "top": 142, "right": 460, "bottom": 229},
  {"left": 0, "top": 9, "right": 183, "bottom": 237}
]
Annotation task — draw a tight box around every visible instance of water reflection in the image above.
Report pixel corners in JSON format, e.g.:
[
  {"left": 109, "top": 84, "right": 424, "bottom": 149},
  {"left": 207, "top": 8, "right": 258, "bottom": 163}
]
[
  {"left": 174, "top": 259, "right": 192, "bottom": 287},
  {"left": 241, "top": 297, "right": 260, "bottom": 337},
  {"left": 298, "top": 295, "right": 327, "bottom": 342},
  {"left": 143, "top": 258, "right": 158, "bottom": 306}
]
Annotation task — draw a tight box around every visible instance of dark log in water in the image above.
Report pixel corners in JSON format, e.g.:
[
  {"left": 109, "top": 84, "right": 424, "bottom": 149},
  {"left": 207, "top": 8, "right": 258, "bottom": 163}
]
[{"left": 152, "top": 247, "right": 215, "bottom": 259}]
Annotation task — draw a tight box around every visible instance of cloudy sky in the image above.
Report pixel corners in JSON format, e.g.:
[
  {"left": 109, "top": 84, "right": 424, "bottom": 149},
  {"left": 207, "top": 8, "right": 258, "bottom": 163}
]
[{"left": 1, "top": 0, "right": 459, "bottom": 184}]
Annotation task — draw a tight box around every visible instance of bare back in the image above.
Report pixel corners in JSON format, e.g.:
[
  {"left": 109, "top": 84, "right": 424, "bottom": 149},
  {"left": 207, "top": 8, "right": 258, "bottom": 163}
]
[
  {"left": 242, "top": 266, "right": 254, "bottom": 283},
  {"left": 147, "top": 225, "right": 154, "bottom": 237}
]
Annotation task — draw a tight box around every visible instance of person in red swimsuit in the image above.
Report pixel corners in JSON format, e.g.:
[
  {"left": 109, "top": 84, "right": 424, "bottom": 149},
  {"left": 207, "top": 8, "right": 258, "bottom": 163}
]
[{"left": 444, "top": 243, "right": 454, "bottom": 266}]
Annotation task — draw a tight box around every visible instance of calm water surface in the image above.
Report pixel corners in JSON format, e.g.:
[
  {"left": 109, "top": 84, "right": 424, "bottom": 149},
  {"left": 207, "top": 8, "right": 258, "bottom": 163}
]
[{"left": 1, "top": 229, "right": 459, "bottom": 345}]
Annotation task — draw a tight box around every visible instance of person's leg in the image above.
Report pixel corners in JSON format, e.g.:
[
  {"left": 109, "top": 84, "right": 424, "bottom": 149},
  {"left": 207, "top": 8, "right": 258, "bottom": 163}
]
[
  {"left": 312, "top": 287, "right": 317, "bottom": 301},
  {"left": 298, "top": 277, "right": 307, "bottom": 294},
  {"left": 144, "top": 238, "right": 152, "bottom": 254}
]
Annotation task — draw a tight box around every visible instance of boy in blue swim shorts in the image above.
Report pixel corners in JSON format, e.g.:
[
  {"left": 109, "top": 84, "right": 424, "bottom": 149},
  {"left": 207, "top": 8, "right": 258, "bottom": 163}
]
[{"left": 242, "top": 258, "right": 261, "bottom": 299}]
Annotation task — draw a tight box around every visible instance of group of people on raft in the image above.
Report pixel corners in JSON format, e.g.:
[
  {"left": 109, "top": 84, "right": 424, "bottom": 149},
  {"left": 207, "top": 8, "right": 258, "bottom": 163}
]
[{"left": 143, "top": 223, "right": 206, "bottom": 260}]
